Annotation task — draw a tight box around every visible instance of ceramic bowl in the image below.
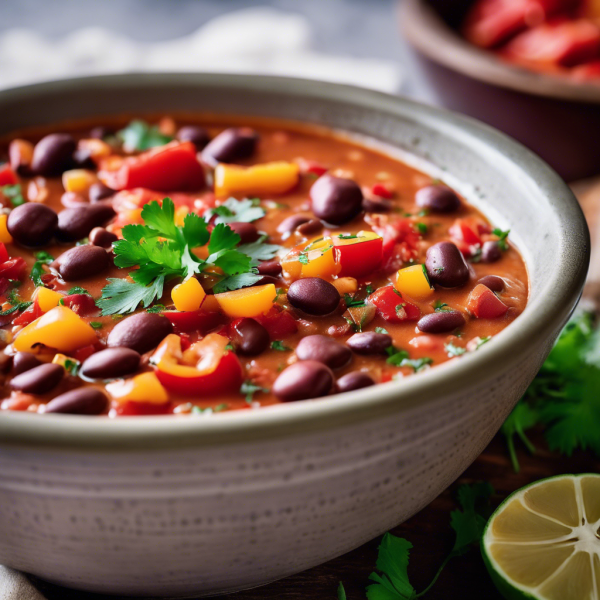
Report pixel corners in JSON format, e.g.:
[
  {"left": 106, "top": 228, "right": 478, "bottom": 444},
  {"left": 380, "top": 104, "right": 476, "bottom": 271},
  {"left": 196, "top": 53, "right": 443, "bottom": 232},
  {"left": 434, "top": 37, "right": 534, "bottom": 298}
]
[
  {"left": 0, "top": 73, "right": 589, "bottom": 597},
  {"left": 400, "top": 0, "right": 600, "bottom": 182}
]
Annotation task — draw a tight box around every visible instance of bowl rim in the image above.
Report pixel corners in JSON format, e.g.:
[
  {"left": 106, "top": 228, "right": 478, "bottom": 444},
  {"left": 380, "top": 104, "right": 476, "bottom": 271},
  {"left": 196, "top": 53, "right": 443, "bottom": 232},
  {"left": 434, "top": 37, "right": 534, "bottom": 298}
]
[
  {"left": 0, "top": 72, "right": 589, "bottom": 451},
  {"left": 400, "top": 0, "right": 600, "bottom": 104}
]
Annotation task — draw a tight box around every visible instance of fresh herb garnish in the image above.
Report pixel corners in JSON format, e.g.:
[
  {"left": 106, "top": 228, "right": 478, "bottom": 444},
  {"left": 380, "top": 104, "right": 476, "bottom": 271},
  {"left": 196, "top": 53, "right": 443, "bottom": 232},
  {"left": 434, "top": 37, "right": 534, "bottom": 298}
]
[
  {"left": 30, "top": 251, "right": 54, "bottom": 287},
  {"left": 298, "top": 253, "right": 309, "bottom": 265},
  {"left": 386, "top": 346, "right": 409, "bottom": 366},
  {"left": 445, "top": 342, "right": 466, "bottom": 357},
  {"left": 415, "top": 222, "right": 428, "bottom": 235},
  {"left": 417, "top": 209, "right": 429, "bottom": 217},
  {"left": 492, "top": 228, "right": 510, "bottom": 251},
  {"left": 475, "top": 336, "right": 491, "bottom": 350},
  {"left": 1, "top": 184, "right": 25, "bottom": 207},
  {"left": 365, "top": 284, "right": 374, "bottom": 296},
  {"left": 375, "top": 327, "right": 389, "bottom": 334},
  {"left": 67, "top": 286, "right": 91, "bottom": 296},
  {"left": 365, "top": 482, "right": 493, "bottom": 600},
  {"left": 146, "top": 304, "right": 165, "bottom": 314},
  {"left": 400, "top": 357, "right": 433, "bottom": 372},
  {"left": 337, "top": 582, "right": 346, "bottom": 600},
  {"left": 501, "top": 402, "right": 539, "bottom": 473},
  {"left": 191, "top": 403, "right": 229, "bottom": 415},
  {"left": 89, "top": 321, "right": 103, "bottom": 329},
  {"left": 0, "top": 288, "right": 32, "bottom": 315},
  {"left": 240, "top": 380, "right": 269, "bottom": 403},
  {"left": 344, "top": 293, "right": 366, "bottom": 308},
  {"left": 433, "top": 300, "right": 451, "bottom": 313},
  {"left": 63, "top": 359, "right": 80, "bottom": 376},
  {"left": 76, "top": 237, "right": 89, "bottom": 246},
  {"left": 117, "top": 120, "right": 173, "bottom": 152},
  {"left": 338, "top": 234, "right": 358, "bottom": 240},
  {"left": 206, "top": 197, "right": 266, "bottom": 224},
  {"left": 271, "top": 340, "right": 291, "bottom": 352}
]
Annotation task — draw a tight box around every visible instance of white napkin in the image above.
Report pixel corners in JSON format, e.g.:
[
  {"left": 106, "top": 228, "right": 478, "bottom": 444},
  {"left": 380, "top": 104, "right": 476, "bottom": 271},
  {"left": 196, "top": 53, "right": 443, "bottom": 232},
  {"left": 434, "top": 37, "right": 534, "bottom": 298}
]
[{"left": 0, "top": 6, "right": 402, "bottom": 92}]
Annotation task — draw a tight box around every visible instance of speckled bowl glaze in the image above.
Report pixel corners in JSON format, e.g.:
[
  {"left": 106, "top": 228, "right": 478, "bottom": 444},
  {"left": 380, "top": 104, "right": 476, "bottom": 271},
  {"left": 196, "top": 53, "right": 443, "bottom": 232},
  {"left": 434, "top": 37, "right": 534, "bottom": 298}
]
[{"left": 0, "top": 74, "right": 589, "bottom": 597}]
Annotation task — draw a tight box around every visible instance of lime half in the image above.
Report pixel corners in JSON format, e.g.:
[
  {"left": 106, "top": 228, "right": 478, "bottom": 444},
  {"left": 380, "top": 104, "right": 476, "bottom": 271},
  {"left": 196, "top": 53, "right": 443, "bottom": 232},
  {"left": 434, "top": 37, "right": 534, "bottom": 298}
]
[{"left": 482, "top": 474, "right": 600, "bottom": 600}]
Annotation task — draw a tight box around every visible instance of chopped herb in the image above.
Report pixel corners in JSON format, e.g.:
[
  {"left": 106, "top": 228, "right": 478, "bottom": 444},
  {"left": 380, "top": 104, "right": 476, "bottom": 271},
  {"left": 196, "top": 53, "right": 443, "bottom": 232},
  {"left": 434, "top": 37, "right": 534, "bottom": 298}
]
[
  {"left": 206, "top": 197, "right": 266, "bottom": 224},
  {"left": 470, "top": 246, "right": 482, "bottom": 263},
  {"left": 63, "top": 359, "right": 79, "bottom": 376},
  {"left": 271, "top": 340, "right": 291, "bottom": 352},
  {"left": 395, "top": 303, "right": 407, "bottom": 316},
  {"left": 89, "top": 321, "right": 103, "bottom": 329},
  {"left": 338, "top": 234, "right": 359, "bottom": 240},
  {"left": 225, "top": 343, "right": 234, "bottom": 352},
  {"left": 191, "top": 403, "right": 229, "bottom": 415},
  {"left": 146, "top": 304, "right": 165, "bottom": 313},
  {"left": 240, "top": 380, "right": 269, "bottom": 403},
  {"left": 375, "top": 327, "right": 389, "bottom": 334},
  {"left": 1, "top": 184, "right": 25, "bottom": 207},
  {"left": 475, "top": 336, "right": 491, "bottom": 350},
  {"left": 417, "top": 208, "right": 429, "bottom": 217},
  {"left": 344, "top": 293, "right": 366, "bottom": 308},
  {"left": 1, "top": 288, "right": 32, "bottom": 315},
  {"left": 433, "top": 300, "right": 451, "bottom": 312},
  {"left": 492, "top": 228, "right": 510, "bottom": 251},
  {"left": 415, "top": 222, "right": 428, "bottom": 235},
  {"left": 385, "top": 346, "right": 409, "bottom": 366},
  {"left": 445, "top": 342, "right": 466, "bottom": 357},
  {"left": 421, "top": 264, "right": 432, "bottom": 288},
  {"left": 400, "top": 357, "right": 433, "bottom": 372},
  {"left": 30, "top": 251, "right": 54, "bottom": 287},
  {"left": 117, "top": 119, "right": 173, "bottom": 151},
  {"left": 67, "top": 286, "right": 91, "bottom": 296},
  {"left": 75, "top": 237, "right": 89, "bottom": 246},
  {"left": 298, "top": 253, "right": 309, "bottom": 265},
  {"left": 365, "top": 284, "right": 374, "bottom": 296}
]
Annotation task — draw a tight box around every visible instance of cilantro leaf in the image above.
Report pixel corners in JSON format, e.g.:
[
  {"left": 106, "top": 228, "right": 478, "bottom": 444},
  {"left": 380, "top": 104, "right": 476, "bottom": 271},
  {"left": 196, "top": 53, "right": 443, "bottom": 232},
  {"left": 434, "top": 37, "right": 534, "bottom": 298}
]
[
  {"left": 208, "top": 223, "right": 241, "bottom": 256},
  {"left": 433, "top": 300, "right": 451, "bottom": 313},
  {"left": 366, "top": 534, "right": 415, "bottom": 600},
  {"left": 375, "top": 327, "right": 389, "bottom": 334},
  {"left": 117, "top": 120, "right": 172, "bottom": 151},
  {"left": 212, "top": 272, "right": 263, "bottom": 294},
  {"left": 271, "top": 340, "right": 291, "bottom": 352},
  {"left": 450, "top": 482, "right": 494, "bottom": 555},
  {"left": 182, "top": 212, "right": 210, "bottom": 248},
  {"left": 97, "top": 277, "right": 165, "bottom": 316},
  {"left": 30, "top": 251, "right": 54, "bottom": 287},
  {"left": 2, "top": 184, "right": 26, "bottom": 207},
  {"left": 337, "top": 582, "right": 347, "bottom": 600},
  {"left": 67, "top": 286, "right": 91, "bottom": 296},
  {"left": 141, "top": 198, "right": 178, "bottom": 240},
  {"left": 445, "top": 342, "right": 466, "bottom": 357},
  {"left": 492, "top": 228, "right": 510, "bottom": 251},
  {"left": 238, "top": 238, "right": 282, "bottom": 267},
  {"left": 240, "top": 380, "right": 268, "bottom": 403},
  {"left": 208, "top": 198, "right": 266, "bottom": 224},
  {"left": 501, "top": 401, "right": 539, "bottom": 472}
]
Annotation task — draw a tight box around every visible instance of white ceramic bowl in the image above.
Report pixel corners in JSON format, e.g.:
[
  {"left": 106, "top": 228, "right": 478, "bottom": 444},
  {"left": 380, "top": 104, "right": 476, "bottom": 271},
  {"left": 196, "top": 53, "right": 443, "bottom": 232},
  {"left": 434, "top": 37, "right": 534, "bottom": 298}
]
[{"left": 0, "top": 74, "right": 589, "bottom": 597}]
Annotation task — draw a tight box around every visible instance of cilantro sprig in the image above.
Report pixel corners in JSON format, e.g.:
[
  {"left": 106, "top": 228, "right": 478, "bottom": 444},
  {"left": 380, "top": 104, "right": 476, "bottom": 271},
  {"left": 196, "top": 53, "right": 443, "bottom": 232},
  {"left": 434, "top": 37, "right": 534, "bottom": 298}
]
[
  {"left": 206, "top": 197, "right": 265, "bottom": 224},
  {"left": 117, "top": 120, "right": 173, "bottom": 152},
  {"left": 1, "top": 184, "right": 26, "bottom": 207},
  {"left": 97, "top": 198, "right": 279, "bottom": 315},
  {"left": 30, "top": 251, "right": 54, "bottom": 288},
  {"left": 492, "top": 228, "right": 510, "bottom": 251}
]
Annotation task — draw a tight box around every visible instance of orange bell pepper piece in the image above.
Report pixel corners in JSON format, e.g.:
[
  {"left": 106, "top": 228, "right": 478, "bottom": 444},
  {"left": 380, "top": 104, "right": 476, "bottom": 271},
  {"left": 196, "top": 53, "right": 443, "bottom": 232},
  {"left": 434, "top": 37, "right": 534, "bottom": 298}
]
[
  {"left": 107, "top": 372, "right": 169, "bottom": 404},
  {"left": 214, "top": 284, "right": 276, "bottom": 318},
  {"left": 214, "top": 161, "right": 299, "bottom": 197}
]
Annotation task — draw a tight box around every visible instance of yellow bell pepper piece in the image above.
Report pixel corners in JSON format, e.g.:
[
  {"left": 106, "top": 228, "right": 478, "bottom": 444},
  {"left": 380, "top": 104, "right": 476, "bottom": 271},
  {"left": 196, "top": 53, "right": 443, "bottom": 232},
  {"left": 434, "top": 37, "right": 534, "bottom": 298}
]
[
  {"left": 0, "top": 214, "right": 12, "bottom": 244},
  {"left": 300, "top": 239, "right": 338, "bottom": 279},
  {"left": 201, "top": 295, "right": 221, "bottom": 313},
  {"left": 106, "top": 372, "right": 169, "bottom": 405},
  {"left": 171, "top": 277, "right": 206, "bottom": 312},
  {"left": 395, "top": 264, "right": 434, "bottom": 300},
  {"left": 62, "top": 169, "right": 98, "bottom": 194},
  {"left": 14, "top": 306, "right": 98, "bottom": 353},
  {"left": 333, "top": 277, "right": 358, "bottom": 295},
  {"left": 214, "top": 284, "right": 276, "bottom": 318},
  {"left": 34, "top": 287, "right": 63, "bottom": 312},
  {"left": 214, "top": 161, "right": 300, "bottom": 197}
]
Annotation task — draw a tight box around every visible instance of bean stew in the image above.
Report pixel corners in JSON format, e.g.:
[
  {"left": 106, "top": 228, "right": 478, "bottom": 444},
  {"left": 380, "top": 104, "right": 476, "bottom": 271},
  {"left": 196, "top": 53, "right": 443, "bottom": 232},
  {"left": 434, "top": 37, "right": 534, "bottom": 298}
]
[{"left": 0, "top": 116, "right": 528, "bottom": 416}]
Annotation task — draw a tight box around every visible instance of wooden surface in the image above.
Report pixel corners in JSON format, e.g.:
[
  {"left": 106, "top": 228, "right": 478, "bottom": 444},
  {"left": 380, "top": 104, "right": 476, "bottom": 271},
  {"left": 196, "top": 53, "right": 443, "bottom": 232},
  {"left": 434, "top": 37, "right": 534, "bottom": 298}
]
[{"left": 31, "top": 184, "right": 600, "bottom": 599}]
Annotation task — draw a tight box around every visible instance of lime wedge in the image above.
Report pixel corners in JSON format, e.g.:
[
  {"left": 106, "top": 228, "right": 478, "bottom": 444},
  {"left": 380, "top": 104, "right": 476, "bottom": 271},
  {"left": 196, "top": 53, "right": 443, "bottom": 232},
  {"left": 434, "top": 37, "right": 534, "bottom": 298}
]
[{"left": 482, "top": 474, "right": 600, "bottom": 600}]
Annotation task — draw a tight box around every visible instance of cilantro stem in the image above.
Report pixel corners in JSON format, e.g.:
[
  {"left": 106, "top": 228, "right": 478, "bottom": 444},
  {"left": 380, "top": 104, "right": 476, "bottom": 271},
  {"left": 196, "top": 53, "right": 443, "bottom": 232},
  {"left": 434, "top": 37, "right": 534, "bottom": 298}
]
[
  {"left": 415, "top": 552, "right": 455, "bottom": 598},
  {"left": 506, "top": 434, "right": 520, "bottom": 474},
  {"left": 516, "top": 425, "right": 536, "bottom": 456}
]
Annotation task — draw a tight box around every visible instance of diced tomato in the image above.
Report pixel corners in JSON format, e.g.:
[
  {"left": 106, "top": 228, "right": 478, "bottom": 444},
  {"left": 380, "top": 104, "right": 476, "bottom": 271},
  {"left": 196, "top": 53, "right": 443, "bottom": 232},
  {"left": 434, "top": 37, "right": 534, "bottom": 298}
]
[
  {"left": 115, "top": 400, "right": 173, "bottom": 416},
  {"left": 371, "top": 182, "right": 394, "bottom": 199},
  {"left": 504, "top": 18, "right": 600, "bottom": 67},
  {"left": 0, "top": 257, "right": 26, "bottom": 280},
  {"left": 0, "top": 164, "right": 18, "bottom": 187},
  {"left": 255, "top": 307, "right": 298, "bottom": 339},
  {"left": 12, "top": 299, "right": 43, "bottom": 326},
  {"left": 449, "top": 218, "right": 488, "bottom": 246},
  {"left": 462, "top": 0, "right": 575, "bottom": 48},
  {"left": 333, "top": 232, "right": 383, "bottom": 278},
  {"left": 368, "top": 286, "right": 420, "bottom": 323},
  {"left": 368, "top": 217, "right": 420, "bottom": 273},
  {"left": 164, "top": 310, "right": 226, "bottom": 334},
  {"left": 101, "top": 141, "right": 205, "bottom": 192},
  {"left": 296, "top": 158, "right": 328, "bottom": 177},
  {"left": 73, "top": 344, "right": 98, "bottom": 362},
  {"left": 467, "top": 284, "right": 509, "bottom": 318},
  {"left": 61, "top": 294, "right": 99, "bottom": 317},
  {"left": 0, "top": 244, "right": 9, "bottom": 264}
]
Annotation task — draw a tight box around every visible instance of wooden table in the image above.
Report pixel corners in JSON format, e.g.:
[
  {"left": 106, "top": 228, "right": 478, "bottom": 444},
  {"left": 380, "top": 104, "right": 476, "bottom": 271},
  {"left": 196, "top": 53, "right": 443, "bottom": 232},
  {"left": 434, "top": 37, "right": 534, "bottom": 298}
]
[{"left": 32, "top": 183, "right": 600, "bottom": 600}]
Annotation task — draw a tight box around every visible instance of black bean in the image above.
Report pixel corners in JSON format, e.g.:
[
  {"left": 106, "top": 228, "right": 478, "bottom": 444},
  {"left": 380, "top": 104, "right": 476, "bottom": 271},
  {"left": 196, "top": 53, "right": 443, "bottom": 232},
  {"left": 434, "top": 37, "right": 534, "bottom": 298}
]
[
  {"left": 45, "top": 387, "right": 108, "bottom": 415},
  {"left": 89, "top": 227, "right": 118, "bottom": 248},
  {"left": 201, "top": 127, "right": 258, "bottom": 165},
  {"left": 362, "top": 197, "right": 392, "bottom": 213},
  {"left": 231, "top": 318, "right": 270, "bottom": 356},
  {"left": 107, "top": 313, "right": 173, "bottom": 354},
  {"left": 346, "top": 332, "right": 392, "bottom": 355},
  {"left": 336, "top": 371, "right": 375, "bottom": 393},
  {"left": 228, "top": 222, "right": 260, "bottom": 244},
  {"left": 478, "top": 275, "right": 505, "bottom": 292},
  {"left": 80, "top": 348, "right": 141, "bottom": 379},
  {"left": 277, "top": 214, "right": 311, "bottom": 235},
  {"left": 287, "top": 278, "right": 340, "bottom": 316},
  {"left": 272, "top": 360, "right": 334, "bottom": 402},
  {"left": 426, "top": 242, "right": 470, "bottom": 288},
  {"left": 89, "top": 182, "right": 116, "bottom": 203},
  {"left": 257, "top": 260, "right": 282, "bottom": 277},
  {"left": 12, "top": 352, "right": 41, "bottom": 376},
  {"left": 296, "top": 219, "right": 323, "bottom": 236},
  {"left": 177, "top": 125, "right": 210, "bottom": 150},
  {"left": 31, "top": 133, "right": 76, "bottom": 176},
  {"left": 7, "top": 203, "right": 58, "bottom": 247},
  {"left": 55, "top": 245, "right": 110, "bottom": 281},
  {"left": 296, "top": 335, "right": 352, "bottom": 369},
  {"left": 417, "top": 310, "right": 466, "bottom": 334},
  {"left": 310, "top": 174, "right": 363, "bottom": 225},
  {"left": 481, "top": 241, "right": 502, "bottom": 263},
  {"left": 56, "top": 203, "right": 116, "bottom": 242},
  {"left": 10, "top": 363, "right": 64, "bottom": 394},
  {"left": 415, "top": 185, "right": 461, "bottom": 213}
]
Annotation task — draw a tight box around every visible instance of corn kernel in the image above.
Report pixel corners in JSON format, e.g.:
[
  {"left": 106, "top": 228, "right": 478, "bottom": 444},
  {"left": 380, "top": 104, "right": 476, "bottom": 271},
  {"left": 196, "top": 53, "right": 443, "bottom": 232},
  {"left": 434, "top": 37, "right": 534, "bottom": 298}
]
[
  {"left": 34, "top": 287, "right": 63, "bottom": 312},
  {"left": 62, "top": 169, "right": 98, "bottom": 194},
  {"left": 0, "top": 214, "right": 12, "bottom": 244},
  {"left": 171, "top": 277, "right": 206, "bottom": 312}
]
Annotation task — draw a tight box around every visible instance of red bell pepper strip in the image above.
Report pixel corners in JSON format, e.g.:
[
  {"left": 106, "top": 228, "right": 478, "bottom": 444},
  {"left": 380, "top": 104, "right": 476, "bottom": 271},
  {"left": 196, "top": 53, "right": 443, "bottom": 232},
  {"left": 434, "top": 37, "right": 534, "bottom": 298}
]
[
  {"left": 368, "top": 286, "right": 420, "bottom": 323},
  {"left": 467, "top": 284, "right": 509, "bottom": 318},
  {"left": 0, "top": 257, "right": 27, "bottom": 281},
  {"left": 151, "top": 333, "right": 243, "bottom": 396},
  {"left": 0, "top": 243, "right": 9, "bottom": 264},
  {"left": 101, "top": 141, "right": 205, "bottom": 192},
  {"left": 255, "top": 306, "right": 298, "bottom": 339},
  {"left": 332, "top": 232, "right": 383, "bottom": 278},
  {"left": 12, "top": 298, "right": 43, "bottom": 327},
  {"left": 0, "top": 164, "right": 18, "bottom": 187},
  {"left": 61, "top": 294, "right": 99, "bottom": 317}
]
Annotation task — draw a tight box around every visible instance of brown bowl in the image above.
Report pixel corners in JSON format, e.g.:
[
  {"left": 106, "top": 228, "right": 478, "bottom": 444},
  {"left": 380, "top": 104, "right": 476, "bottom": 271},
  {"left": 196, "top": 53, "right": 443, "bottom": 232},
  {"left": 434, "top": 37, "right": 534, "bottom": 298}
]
[{"left": 400, "top": 0, "right": 600, "bottom": 181}]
